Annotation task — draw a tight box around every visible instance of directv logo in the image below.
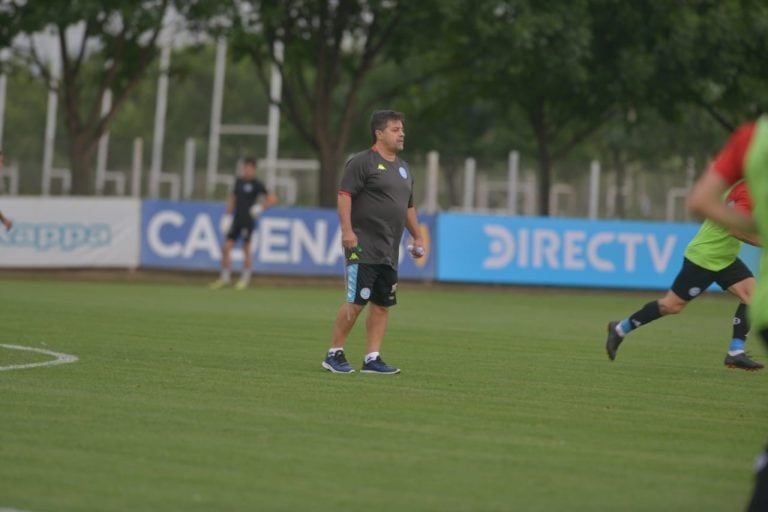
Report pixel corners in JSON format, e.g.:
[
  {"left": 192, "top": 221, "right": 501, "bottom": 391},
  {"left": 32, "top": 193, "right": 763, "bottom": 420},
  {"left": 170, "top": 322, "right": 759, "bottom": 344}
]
[{"left": 481, "top": 224, "right": 677, "bottom": 273}]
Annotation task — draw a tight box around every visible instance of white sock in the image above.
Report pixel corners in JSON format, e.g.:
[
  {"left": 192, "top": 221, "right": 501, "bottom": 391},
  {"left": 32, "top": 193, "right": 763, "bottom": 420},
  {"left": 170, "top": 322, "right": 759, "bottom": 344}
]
[
  {"left": 615, "top": 324, "right": 627, "bottom": 337},
  {"left": 728, "top": 350, "right": 745, "bottom": 356},
  {"left": 364, "top": 352, "right": 380, "bottom": 364},
  {"left": 220, "top": 269, "right": 231, "bottom": 282},
  {"left": 328, "top": 347, "right": 344, "bottom": 355},
  {"left": 241, "top": 271, "right": 251, "bottom": 282}
]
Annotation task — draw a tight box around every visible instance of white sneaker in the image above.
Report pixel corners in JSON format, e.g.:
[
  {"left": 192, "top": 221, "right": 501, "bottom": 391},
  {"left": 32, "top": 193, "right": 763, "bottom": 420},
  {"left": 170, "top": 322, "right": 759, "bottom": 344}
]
[{"left": 209, "top": 279, "right": 230, "bottom": 289}]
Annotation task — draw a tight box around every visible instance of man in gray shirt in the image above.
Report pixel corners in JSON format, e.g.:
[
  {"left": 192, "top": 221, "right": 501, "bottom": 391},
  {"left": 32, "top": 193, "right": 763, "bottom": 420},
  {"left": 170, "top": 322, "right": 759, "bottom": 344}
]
[{"left": 322, "top": 110, "right": 425, "bottom": 374}]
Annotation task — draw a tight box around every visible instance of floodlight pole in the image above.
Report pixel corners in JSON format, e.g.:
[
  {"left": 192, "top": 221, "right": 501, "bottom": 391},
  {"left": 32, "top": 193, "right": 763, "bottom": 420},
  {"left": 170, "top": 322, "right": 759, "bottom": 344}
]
[
  {"left": 206, "top": 38, "right": 226, "bottom": 196},
  {"left": 424, "top": 150, "right": 439, "bottom": 213},
  {"left": 95, "top": 89, "right": 113, "bottom": 194},
  {"left": 131, "top": 137, "right": 143, "bottom": 197},
  {"left": 264, "top": 41, "right": 283, "bottom": 193},
  {"left": 41, "top": 43, "right": 61, "bottom": 196},
  {"left": 463, "top": 157, "right": 476, "bottom": 211},
  {"left": 506, "top": 150, "right": 519, "bottom": 214},
  {"left": 588, "top": 160, "right": 600, "bottom": 219},
  {"left": 0, "top": 74, "right": 6, "bottom": 147},
  {"left": 149, "top": 44, "right": 171, "bottom": 198},
  {"left": 183, "top": 137, "right": 195, "bottom": 199}
]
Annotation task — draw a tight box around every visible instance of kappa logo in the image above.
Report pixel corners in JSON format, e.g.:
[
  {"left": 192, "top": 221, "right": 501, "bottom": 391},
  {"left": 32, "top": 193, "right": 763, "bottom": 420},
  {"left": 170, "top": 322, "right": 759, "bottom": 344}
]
[
  {"left": 689, "top": 287, "right": 702, "bottom": 297},
  {"left": 377, "top": 164, "right": 386, "bottom": 171},
  {"left": 0, "top": 222, "right": 112, "bottom": 251}
]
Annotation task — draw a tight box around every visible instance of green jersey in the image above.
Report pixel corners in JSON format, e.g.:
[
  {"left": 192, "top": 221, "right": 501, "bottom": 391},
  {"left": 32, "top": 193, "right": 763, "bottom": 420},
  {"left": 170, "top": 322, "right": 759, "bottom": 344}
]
[
  {"left": 684, "top": 221, "right": 741, "bottom": 271},
  {"left": 745, "top": 117, "right": 768, "bottom": 331},
  {"left": 684, "top": 181, "right": 750, "bottom": 271}
]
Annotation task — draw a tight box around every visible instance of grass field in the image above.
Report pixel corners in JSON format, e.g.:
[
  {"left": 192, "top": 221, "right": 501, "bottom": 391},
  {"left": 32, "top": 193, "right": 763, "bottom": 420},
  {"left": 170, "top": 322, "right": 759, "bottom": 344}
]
[{"left": 1, "top": 276, "right": 766, "bottom": 511}]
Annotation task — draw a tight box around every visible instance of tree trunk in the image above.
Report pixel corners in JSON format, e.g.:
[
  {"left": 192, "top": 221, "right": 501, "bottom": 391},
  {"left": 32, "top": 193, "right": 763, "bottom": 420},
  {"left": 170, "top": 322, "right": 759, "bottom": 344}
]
[
  {"left": 536, "top": 147, "right": 552, "bottom": 217},
  {"left": 611, "top": 146, "right": 626, "bottom": 219},
  {"left": 315, "top": 104, "right": 358, "bottom": 207},
  {"left": 441, "top": 159, "right": 460, "bottom": 208},
  {"left": 68, "top": 133, "right": 97, "bottom": 195},
  {"left": 531, "top": 108, "right": 552, "bottom": 216},
  {"left": 317, "top": 141, "right": 341, "bottom": 208}
]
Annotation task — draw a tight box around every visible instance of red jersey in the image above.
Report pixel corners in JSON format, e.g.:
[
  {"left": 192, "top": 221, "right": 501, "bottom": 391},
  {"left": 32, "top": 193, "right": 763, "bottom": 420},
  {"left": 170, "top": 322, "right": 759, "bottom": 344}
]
[
  {"left": 711, "top": 122, "right": 757, "bottom": 185},
  {"left": 726, "top": 180, "right": 752, "bottom": 215}
]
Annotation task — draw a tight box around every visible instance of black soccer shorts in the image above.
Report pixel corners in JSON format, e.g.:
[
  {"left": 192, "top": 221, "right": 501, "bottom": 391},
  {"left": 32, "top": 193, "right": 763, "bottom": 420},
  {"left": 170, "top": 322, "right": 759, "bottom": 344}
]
[
  {"left": 226, "top": 216, "right": 256, "bottom": 242},
  {"left": 345, "top": 263, "right": 398, "bottom": 307},
  {"left": 670, "top": 257, "right": 753, "bottom": 301}
]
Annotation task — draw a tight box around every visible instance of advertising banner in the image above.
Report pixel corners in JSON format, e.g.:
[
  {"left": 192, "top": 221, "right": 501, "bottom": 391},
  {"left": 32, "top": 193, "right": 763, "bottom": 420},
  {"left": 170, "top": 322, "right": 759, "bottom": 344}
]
[
  {"left": 141, "top": 200, "right": 436, "bottom": 280},
  {"left": 0, "top": 197, "right": 141, "bottom": 267},
  {"left": 436, "top": 213, "right": 757, "bottom": 290}
]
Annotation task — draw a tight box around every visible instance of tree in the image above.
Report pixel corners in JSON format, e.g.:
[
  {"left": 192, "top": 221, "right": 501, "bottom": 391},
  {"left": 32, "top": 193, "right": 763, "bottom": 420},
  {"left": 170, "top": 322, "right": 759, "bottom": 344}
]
[
  {"left": 421, "top": 0, "right": 618, "bottom": 215},
  {"left": 226, "top": 0, "right": 436, "bottom": 207},
  {"left": 1, "top": 0, "right": 195, "bottom": 194}
]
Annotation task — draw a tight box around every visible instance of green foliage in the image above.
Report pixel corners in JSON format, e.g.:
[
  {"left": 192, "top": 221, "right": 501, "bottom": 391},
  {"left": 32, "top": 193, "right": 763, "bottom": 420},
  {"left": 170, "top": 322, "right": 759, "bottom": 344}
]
[
  {"left": 0, "top": 0, "right": 767, "bottom": 206},
  {"left": 1, "top": 0, "right": 194, "bottom": 193},
  {"left": 221, "top": 0, "right": 439, "bottom": 205}
]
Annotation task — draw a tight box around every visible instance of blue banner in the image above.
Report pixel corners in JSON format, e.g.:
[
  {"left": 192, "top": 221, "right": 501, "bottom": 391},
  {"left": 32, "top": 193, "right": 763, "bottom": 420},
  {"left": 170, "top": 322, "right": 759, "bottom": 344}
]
[
  {"left": 141, "top": 200, "right": 435, "bottom": 280},
  {"left": 436, "top": 213, "right": 757, "bottom": 289}
]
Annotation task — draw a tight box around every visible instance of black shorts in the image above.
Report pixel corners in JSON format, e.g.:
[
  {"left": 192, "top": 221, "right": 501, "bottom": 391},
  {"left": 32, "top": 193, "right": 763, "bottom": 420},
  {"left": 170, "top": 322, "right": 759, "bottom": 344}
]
[
  {"left": 670, "top": 257, "right": 753, "bottom": 301},
  {"left": 345, "top": 263, "right": 398, "bottom": 307},
  {"left": 226, "top": 216, "right": 255, "bottom": 242}
]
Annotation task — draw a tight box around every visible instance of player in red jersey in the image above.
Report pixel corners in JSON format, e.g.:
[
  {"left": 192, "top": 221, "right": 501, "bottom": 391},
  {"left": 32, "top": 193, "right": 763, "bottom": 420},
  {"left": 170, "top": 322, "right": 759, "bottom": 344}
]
[{"left": 688, "top": 116, "right": 768, "bottom": 512}]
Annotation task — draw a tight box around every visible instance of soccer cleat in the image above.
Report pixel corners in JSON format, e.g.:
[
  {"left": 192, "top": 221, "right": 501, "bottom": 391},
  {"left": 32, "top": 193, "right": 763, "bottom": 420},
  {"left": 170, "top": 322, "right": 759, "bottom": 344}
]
[
  {"left": 725, "top": 352, "right": 764, "bottom": 371},
  {"left": 361, "top": 356, "right": 400, "bottom": 374},
  {"left": 234, "top": 280, "right": 249, "bottom": 290},
  {"left": 209, "top": 279, "right": 230, "bottom": 289},
  {"left": 322, "top": 350, "right": 355, "bottom": 374},
  {"left": 605, "top": 321, "right": 624, "bottom": 361}
]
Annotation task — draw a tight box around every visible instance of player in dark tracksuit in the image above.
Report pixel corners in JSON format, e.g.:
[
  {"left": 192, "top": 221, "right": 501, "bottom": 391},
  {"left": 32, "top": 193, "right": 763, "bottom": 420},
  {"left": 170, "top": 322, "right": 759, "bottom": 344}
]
[
  {"left": 210, "top": 157, "right": 277, "bottom": 290},
  {"left": 322, "top": 110, "right": 425, "bottom": 374}
]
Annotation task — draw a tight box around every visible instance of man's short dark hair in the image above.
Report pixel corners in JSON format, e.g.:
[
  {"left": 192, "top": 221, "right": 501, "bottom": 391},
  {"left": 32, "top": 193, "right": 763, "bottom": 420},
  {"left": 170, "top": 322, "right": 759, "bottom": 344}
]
[
  {"left": 243, "top": 156, "right": 257, "bottom": 167},
  {"left": 370, "top": 110, "right": 405, "bottom": 143}
]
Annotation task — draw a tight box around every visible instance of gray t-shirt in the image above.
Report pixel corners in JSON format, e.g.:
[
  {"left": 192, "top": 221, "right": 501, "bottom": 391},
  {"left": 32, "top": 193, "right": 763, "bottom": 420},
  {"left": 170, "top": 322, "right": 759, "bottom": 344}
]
[{"left": 339, "top": 148, "right": 414, "bottom": 268}]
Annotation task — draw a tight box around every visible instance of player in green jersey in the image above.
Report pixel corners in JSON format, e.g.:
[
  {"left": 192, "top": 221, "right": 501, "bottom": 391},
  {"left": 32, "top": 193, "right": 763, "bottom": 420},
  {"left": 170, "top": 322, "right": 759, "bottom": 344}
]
[
  {"left": 605, "top": 181, "right": 762, "bottom": 370},
  {"left": 687, "top": 116, "right": 768, "bottom": 512}
]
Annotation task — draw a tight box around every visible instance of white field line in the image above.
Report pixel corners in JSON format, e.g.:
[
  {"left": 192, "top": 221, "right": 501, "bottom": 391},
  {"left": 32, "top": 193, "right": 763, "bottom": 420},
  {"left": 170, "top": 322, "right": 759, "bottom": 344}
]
[
  {"left": 0, "top": 344, "right": 78, "bottom": 372},
  {"left": 1, "top": 508, "right": 35, "bottom": 512}
]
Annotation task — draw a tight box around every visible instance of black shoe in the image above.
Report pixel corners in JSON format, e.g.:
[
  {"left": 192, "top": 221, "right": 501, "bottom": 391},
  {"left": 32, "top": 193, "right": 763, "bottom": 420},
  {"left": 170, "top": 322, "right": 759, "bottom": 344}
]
[
  {"left": 724, "top": 352, "right": 764, "bottom": 371},
  {"left": 747, "top": 449, "right": 768, "bottom": 511},
  {"left": 605, "top": 321, "right": 624, "bottom": 361},
  {"left": 322, "top": 350, "right": 355, "bottom": 373},
  {"left": 361, "top": 356, "right": 400, "bottom": 374}
]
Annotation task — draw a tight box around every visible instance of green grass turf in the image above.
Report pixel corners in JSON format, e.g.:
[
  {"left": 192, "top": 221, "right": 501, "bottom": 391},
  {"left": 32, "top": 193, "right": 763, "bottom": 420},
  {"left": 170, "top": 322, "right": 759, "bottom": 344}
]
[{"left": 0, "top": 278, "right": 766, "bottom": 511}]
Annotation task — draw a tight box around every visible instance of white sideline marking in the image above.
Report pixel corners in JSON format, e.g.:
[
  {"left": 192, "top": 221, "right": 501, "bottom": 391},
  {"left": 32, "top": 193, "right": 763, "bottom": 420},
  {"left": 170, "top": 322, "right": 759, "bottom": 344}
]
[
  {"left": 1, "top": 508, "right": 35, "bottom": 512},
  {"left": 0, "top": 344, "right": 79, "bottom": 372}
]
